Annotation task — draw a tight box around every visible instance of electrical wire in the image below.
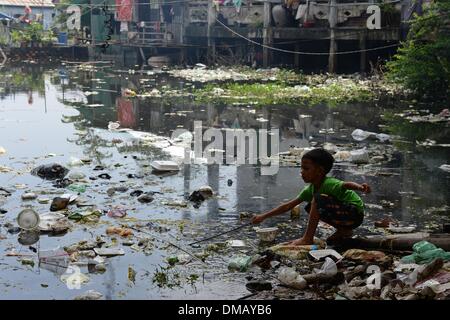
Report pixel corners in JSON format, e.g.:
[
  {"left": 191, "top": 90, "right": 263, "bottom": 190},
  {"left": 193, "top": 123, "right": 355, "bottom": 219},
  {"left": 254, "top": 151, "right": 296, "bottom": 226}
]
[
  {"left": 215, "top": 17, "right": 399, "bottom": 55},
  {"left": 3, "top": 1, "right": 447, "bottom": 55}
]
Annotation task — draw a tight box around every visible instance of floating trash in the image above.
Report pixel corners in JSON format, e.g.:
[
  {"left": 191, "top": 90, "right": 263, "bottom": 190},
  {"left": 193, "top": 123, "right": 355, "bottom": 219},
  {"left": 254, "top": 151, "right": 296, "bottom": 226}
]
[
  {"left": 17, "top": 209, "right": 40, "bottom": 230},
  {"left": 150, "top": 160, "right": 180, "bottom": 172}
]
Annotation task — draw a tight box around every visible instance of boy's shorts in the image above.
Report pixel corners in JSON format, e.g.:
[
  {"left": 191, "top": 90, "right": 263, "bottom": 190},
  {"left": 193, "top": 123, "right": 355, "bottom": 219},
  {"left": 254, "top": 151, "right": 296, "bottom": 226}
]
[{"left": 304, "top": 193, "right": 364, "bottom": 229}]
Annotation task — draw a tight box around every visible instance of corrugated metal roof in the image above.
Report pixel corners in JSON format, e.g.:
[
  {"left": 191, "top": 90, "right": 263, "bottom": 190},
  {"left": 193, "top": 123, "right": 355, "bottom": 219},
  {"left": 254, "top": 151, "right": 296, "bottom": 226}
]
[{"left": 0, "top": 0, "right": 55, "bottom": 8}]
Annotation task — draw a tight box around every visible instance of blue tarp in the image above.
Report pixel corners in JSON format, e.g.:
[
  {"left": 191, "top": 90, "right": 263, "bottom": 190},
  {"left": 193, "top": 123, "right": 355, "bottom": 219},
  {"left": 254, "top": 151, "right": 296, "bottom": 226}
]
[{"left": 0, "top": 12, "right": 13, "bottom": 20}]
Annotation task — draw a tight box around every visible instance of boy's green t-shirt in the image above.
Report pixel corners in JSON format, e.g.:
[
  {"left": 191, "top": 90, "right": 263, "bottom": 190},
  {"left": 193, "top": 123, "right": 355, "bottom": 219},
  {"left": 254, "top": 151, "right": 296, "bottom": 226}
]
[{"left": 298, "top": 177, "right": 364, "bottom": 213}]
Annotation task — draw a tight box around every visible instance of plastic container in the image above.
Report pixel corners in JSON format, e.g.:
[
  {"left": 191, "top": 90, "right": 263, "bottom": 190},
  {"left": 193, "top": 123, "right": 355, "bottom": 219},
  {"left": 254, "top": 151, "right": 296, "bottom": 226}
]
[
  {"left": 228, "top": 255, "right": 252, "bottom": 272},
  {"left": 278, "top": 267, "right": 307, "bottom": 289},
  {"left": 272, "top": 5, "right": 293, "bottom": 27},
  {"left": 150, "top": 160, "right": 180, "bottom": 172},
  {"left": 256, "top": 227, "right": 279, "bottom": 242},
  {"left": 350, "top": 148, "right": 370, "bottom": 164},
  {"left": 38, "top": 212, "right": 66, "bottom": 231},
  {"left": 58, "top": 32, "right": 68, "bottom": 45},
  {"left": 17, "top": 209, "right": 40, "bottom": 230},
  {"left": 308, "top": 249, "right": 343, "bottom": 262}
]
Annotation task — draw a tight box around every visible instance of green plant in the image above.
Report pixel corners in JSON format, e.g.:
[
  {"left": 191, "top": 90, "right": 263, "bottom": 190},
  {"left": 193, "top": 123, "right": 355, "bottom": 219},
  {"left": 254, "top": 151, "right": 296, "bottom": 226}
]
[
  {"left": 10, "top": 22, "right": 54, "bottom": 46},
  {"left": 0, "top": 35, "right": 7, "bottom": 46},
  {"left": 386, "top": 0, "right": 450, "bottom": 99},
  {"left": 52, "top": 0, "right": 72, "bottom": 31},
  {"left": 379, "top": 2, "right": 397, "bottom": 14},
  {"left": 380, "top": 1, "right": 400, "bottom": 26}
]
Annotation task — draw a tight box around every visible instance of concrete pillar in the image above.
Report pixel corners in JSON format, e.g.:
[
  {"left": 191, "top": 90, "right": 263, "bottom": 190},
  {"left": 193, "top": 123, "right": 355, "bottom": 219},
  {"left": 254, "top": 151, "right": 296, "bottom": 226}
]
[
  {"left": 263, "top": 1, "right": 272, "bottom": 67},
  {"left": 328, "top": 0, "right": 337, "bottom": 73}
]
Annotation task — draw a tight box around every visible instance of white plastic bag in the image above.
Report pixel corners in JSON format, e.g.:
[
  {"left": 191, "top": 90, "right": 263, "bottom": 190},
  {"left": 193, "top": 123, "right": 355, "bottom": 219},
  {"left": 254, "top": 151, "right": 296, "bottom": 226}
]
[
  {"left": 351, "top": 129, "right": 375, "bottom": 141},
  {"left": 350, "top": 148, "right": 370, "bottom": 164},
  {"left": 67, "top": 156, "right": 83, "bottom": 167},
  {"left": 375, "top": 133, "right": 391, "bottom": 142},
  {"left": 278, "top": 267, "right": 307, "bottom": 289},
  {"left": 313, "top": 257, "right": 337, "bottom": 276}
]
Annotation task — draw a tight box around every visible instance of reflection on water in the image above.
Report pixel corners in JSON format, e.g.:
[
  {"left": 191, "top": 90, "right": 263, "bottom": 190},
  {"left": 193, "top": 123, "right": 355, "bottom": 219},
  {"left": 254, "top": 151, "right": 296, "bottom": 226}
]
[{"left": 0, "top": 64, "right": 449, "bottom": 299}]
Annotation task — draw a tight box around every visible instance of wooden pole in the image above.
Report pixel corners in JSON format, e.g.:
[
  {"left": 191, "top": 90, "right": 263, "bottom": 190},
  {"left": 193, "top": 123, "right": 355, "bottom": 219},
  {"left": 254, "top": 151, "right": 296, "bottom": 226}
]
[
  {"left": 339, "top": 233, "right": 450, "bottom": 252},
  {"left": 294, "top": 44, "right": 300, "bottom": 68},
  {"left": 263, "top": 1, "right": 272, "bottom": 67},
  {"left": 328, "top": 0, "right": 337, "bottom": 73},
  {"left": 359, "top": 32, "right": 366, "bottom": 74},
  {"left": 207, "top": 1, "right": 216, "bottom": 65}
]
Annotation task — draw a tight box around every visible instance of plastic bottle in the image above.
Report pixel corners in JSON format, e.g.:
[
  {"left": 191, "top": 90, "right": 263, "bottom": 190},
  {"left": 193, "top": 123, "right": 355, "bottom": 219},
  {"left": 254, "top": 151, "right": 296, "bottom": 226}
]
[{"left": 297, "top": 244, "right": 319, "bottom": 250}]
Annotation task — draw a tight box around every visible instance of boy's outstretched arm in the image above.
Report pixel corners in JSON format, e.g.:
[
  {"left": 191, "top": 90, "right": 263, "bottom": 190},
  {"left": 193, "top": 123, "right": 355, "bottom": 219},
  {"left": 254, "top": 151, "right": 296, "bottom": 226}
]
[
  {"left": 342, "top": 181, "right": 371, "bottom": 193},
  {"left": 251, "top": 198, "right": 302, "bottom": 224}
]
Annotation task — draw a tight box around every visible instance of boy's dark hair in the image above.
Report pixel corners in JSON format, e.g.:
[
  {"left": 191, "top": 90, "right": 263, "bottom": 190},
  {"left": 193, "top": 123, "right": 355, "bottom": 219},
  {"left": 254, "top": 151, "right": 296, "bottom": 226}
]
[{"left": 302, "top": 148, "right": 334, "bottom": 174}]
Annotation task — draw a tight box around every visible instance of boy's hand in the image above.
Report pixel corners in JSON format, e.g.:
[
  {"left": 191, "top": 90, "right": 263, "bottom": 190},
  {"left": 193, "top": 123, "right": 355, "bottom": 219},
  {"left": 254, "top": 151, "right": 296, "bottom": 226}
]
[
  {"left": 251, "top": 214, "right": 266, "bottom": 224},
  {"left": 360, "top": 183, "right": 371, "bottom": 194}
]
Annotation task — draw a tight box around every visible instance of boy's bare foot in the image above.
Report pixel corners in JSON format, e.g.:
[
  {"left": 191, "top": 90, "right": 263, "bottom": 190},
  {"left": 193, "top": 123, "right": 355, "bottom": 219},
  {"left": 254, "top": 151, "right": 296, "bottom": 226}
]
[
  {"left": 326, "top": 228, "right": 353, "bottom": 243},
  {"left": 287, "top": 238, "right": 314, "bottom": 246}
]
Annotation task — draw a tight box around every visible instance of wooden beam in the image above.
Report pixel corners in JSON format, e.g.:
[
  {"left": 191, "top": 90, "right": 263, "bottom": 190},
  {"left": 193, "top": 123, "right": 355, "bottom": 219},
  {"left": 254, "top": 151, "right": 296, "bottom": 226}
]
[
  {"left": 207, "top": 1, "right": 216, "bottom": 65},
  {"left": 328, "top": 0, "right": 338, "bottom": 74},
  {"left": 263, "top": 1, "right": 272, "bottom": 67},
  {"left": 359, "top": 32, "right": 366, "bottom": 74},
  {"left": 294, "top": 44, "right": 300, "bottom": 68}
]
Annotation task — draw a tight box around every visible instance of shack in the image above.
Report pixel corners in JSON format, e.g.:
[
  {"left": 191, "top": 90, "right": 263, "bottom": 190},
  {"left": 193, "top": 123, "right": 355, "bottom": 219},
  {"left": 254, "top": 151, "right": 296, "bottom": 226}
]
[{"left": 0, "top": 0, "right": 56, "bottom": 30}]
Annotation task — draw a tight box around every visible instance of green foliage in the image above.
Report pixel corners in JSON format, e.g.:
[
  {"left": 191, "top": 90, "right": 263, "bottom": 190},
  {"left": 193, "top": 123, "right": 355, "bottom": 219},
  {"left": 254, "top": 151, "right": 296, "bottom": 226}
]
[
  {"left": 52, "top": 0, "right": 72, "bottom": 31},
  {"left": 10, "top": 22, "right": 54, "bottom": 46},
  {"left": 379, "top": 2, "right": 397, "bottom": 14},
  {"left": 0, "top": 35, "right": 8, "bottom": 46},
  {"left": 194, "top": 80, "right": 376, "bottom": 106},
  {"left": 386, "top": 0, "right": 450, "bottom": 99}
]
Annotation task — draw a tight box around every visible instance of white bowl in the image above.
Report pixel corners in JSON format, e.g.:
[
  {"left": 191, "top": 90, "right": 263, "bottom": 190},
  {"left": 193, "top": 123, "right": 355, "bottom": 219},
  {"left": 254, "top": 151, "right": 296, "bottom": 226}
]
[{"left": 256, "top": 227, "right": 279, "bottom": 242}]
